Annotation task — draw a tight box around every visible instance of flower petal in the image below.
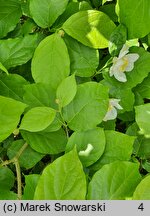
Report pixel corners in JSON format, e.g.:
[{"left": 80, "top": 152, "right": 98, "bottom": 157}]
[
  {"left": 125, "top": 62, "right": 134, "bottom": 72},
  {"left": 110, "top": 99, "right": 123, "bottom": 110},
  {"left": 126, "top": 53, "right": 139, "bottom": 62},
  {"left": 114, "top": 71, "right": 127, "bottom": 82},
  {"left": 103, "top": 107, "right": 117, "bottom": 121},
  {"left": 125, "top": 54, "right": 139, "bottom": 71},
  {"left": 118, "top": 44, "right": 129, "bottom": 58},
  {"left": 109, "top": 65, "right": 114, "bottom": 76}
]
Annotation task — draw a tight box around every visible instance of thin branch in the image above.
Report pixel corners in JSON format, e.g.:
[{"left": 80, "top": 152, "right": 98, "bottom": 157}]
[
  {"left": 0, "top": 142, "right": 28, "bottom": 200},
  {"left": 14, "top": 159, "right": 22, "bottom": 200}
]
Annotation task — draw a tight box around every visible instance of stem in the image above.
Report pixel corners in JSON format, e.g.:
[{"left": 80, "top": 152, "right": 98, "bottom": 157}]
[
  {"left": 14, "top": 159, "right": 22, "bottom": 200},
  {"left": 0, "top": 142, "right": 28, "bottom": 200},
  {"left": 58, "top": 105, "right": 69, "bottom": 139},
  {"left": 16, "top": 142, "right": 28, "bottom": 159}
]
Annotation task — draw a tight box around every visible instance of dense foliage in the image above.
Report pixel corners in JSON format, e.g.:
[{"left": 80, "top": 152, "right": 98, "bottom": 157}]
[{"left": 0, "top": 0, "right": 150, "bottom": 200}]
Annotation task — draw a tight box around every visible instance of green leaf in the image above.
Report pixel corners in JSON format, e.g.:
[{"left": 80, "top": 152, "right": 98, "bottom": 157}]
[
  {"left": 0, "top": 62, "right": 8, "bottom": 75},
  {"left": 23, "top": 175, "right": 40, "bottom": 200},
  {"left": 134, "top": 74, "right": 150, "bottom": 99},
  {"left": 0, "top": 167, "right": 15, "bottom": 190},
  {"left": 34, "top": 147, "right": 86, "bottom": 199},
  {"left": 133, "top": 175, "right": 150, "bottom": 200},
  {"left": 30, "top": 0, "right": 69, "bottom": 28},
  {"left": 142, "top": 160, "right": 150, "bottom": 173},
  {"left": 63, "top": 10, "right": 116, "bottom": 48},
  {"left": 90, "top": 131, "right": 135, "bottom": 171},
  {"left": 135, "top": 104, "right": 150, "bottom": 138},
  {"left": 87, "top": 161, "right": 141, "bottom": 200},
  {"left": 56, "top": 74, "right": 77, "bottom": 108},
  {"left": 7, "top": 140, "right": 44, "bottom": 169},
  {"left": 79, "top": 1, "right": 93, "bottom": 10},
  {"left": 0, "top": 34, "right": 40, "bottom": 69},
  {"left": 116, "top": 0, "right": 150, "bottom": 39},
  {"left": 102, "top": 0, "right": 111, "bottom": 4},
  {"left": 32, "top": 33, "right": 70, "bottom": 90},
  {"left": 109, "top": 24, "right": 127, "bottom": 57},
  {"left": 21, "top": 0, "right": 30, "bottom": 17},
  {"left": 23, "top": 83, "right": 62, "bottom": 132},
  {"left": 0, "top": 96, "right": 27, "bottom": 142},
  {"left": 20, "top": 107, "right": 56, "bottom": 132},
  {"left": 23, "top": 83, "right": 56, "bottom": 109},
  {"left": 63, "top": 82, "right": 109, "bottom": 131},
  {"left": 100, "top": 3, "right": 118, "bottom": 23},
  {"left": 137, "top": 136, "right": 150, "bottom": 159},
  {"left": 21, "top": 128, "right": 67, "bottom": 154},
  {"left": 0, "top": 73, "right": 28, "bottom": 101},
  {"left": 53, "top": 2, "right": 79, "bottom": 29},
  {"left": 0, "top": 0, "right": 22, "bottom": 38},
  {"left": 0, "top": 190, "right": 17, "bottom": 200},
  {"left": 66, "top": 128, "right": 105, "bottom": 167},
  {"left": 64, "top": 34, "right": 99, "bottom": 77}
]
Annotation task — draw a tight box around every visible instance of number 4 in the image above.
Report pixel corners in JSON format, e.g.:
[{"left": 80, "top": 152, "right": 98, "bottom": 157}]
[{"left": 138, "top": 203, "right": 144, "bottom": 211}]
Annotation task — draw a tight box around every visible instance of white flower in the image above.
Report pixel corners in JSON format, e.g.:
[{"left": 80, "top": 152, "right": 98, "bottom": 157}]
[
  {"left": 78, "top": 144, "right": 94, "bottom": 157},
  {"left": 103, "top": 99, "right": 123, "bottom": 121},
  {"left": 109, "top": 44, "right": 139, "bottom": 82}
]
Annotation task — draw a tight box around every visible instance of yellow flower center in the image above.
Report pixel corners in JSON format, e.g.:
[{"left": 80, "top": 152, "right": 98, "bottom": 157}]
[
  {"left": 119, "top": 57, "right": 129, "bottom": 72},
  {"left": 108, "top": 103, "right": 113, "bottom": 111}
]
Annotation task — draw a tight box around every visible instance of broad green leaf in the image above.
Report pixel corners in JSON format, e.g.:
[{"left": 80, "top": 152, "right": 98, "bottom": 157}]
[
  {"left": 23, "top": 83, "right": 56, "bottom": 109},
  {"left": 91, "top": 0, "right": 101, "bottom": 8},
  {"left": 56, "top": 74, "right": 77, "bottom": 107},
  {"left": 21, "top": 128, "right": 67, "bottom": 154},
  {"left": 0, "top": 96, "right": 27, "bottom": 142},
  {"left": 0, "top": 0, "right": 22, "bottom": 38},
  {"left": 134, "top": 74, "right": 150, "bottom": 99},
  {"left": 0, "top": 73, "right": 28, "bottom": 101},
  {"left": 116, "top": 0, "right": 150, "bottom": 39},
  {"left": 0, "top": 34, "right": 40, "bottom": 69},
  {"left": 21, "top": 19, "right": 37, "bottom": 36},
  {"left": 7, "top": 140, "right": 44, "bottom": 169},
  {"left": 23, "top": 83, "right": 62, "bottom": 132},
  {"left": 32, "top": 33, "right": 70, "bottom": 90},
  {"left": 21, "top": 0, "right": 30, "bottom": 17},
  {"left": 142, "top": 161, "right": 150, "bottom": 173},
  {"left": 30, "top": 0, "right": 69, "bottom": 28},
  {"left": 102, "top": 0, "right": 113, "bottom": 4},
  {"left": 0, "top": 62, "right": 8, "bottom": 75},
  {"left": 20, "top": 107, "right": 56, "bottom": 132},
  {"left": 63, "top": 10, "right": 116, "bottom": 48},
  {"left": 104, "top": 47, "right": 150, "bottom": 89},
  {"left": 135, "top": 104, "right": 150, "bottom": 138},
  {"left": 66, "top": 128, "right": 105, "bottom": 167},
  {"left": 79, "top": 1, "right": 92, "bottom": 10},
  {"left": 64, "top": 35, "right": 99, "bottom": 77},
  {"left": 88, "top": 161, "right": 141, "bottom": 200},
  {"left": 0, "top": 190, "right": 17, "bottom": 200},
  {"left": 109, "top": 24, "right": 127, "bottom": 57},
  {"left": 39, "top": 112, "right": 62, "bottom": 132},
  {"left": 137, "top": 136, "right": 150, "bottom": 159},
  {"left": 100, "top": 3, "right": 118, "bottom": 23},
  {"left": 53, "top": 2, "right": 79, "bottom": 29},
  {"left": 0, "top": 167, "right": 15, "bottom": 190},
  {"left": 63, "top": 82, "right": 109, "bottom": 131},
  {"left": 34, "top": 147, "right": 86, "bottom": 199},
  {"left": 90, "top": 131, "right": 135, "bottom": 171},
  {"left": 133, "top": 175, "right": 150, "bottom": 200},
  {"left": 23, "top": 175, "right": 40, "bottom": 200}
]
